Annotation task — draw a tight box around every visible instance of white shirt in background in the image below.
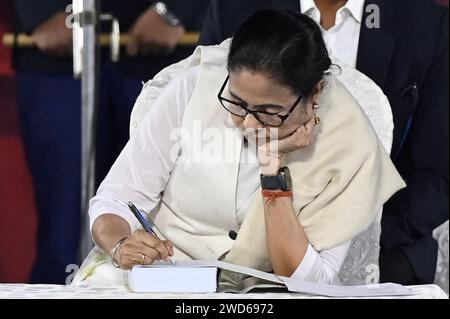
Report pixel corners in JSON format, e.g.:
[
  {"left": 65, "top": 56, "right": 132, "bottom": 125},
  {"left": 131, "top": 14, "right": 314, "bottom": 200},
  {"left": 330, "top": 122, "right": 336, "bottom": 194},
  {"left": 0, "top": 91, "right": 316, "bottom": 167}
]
[{"left": 300, "top": 0, "right": 364, "bottom": 68}]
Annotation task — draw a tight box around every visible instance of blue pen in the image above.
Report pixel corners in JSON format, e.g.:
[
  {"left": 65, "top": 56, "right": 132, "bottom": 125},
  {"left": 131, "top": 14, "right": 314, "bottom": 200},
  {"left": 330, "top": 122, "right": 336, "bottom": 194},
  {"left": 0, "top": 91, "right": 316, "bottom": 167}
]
[{"left": 127, "top": 201, "right": 176, "bottom": 265}]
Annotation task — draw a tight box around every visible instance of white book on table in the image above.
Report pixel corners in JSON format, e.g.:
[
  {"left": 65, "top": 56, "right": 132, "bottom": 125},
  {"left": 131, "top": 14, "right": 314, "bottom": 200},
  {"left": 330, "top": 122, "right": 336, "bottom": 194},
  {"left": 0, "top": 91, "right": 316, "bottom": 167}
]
[
  {"left": 128, "top": 260, "right": 413, "bottom": 297},
  {"left": 129, "top": 261, "right": 218, "bottom": 293}
]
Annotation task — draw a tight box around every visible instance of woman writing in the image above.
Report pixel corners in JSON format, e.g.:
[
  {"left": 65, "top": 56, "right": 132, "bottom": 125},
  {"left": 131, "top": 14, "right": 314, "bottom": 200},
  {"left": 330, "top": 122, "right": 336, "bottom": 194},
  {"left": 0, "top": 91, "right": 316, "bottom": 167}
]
[{"left": 76, "top": 9, "right": 405, "bottom": 285}]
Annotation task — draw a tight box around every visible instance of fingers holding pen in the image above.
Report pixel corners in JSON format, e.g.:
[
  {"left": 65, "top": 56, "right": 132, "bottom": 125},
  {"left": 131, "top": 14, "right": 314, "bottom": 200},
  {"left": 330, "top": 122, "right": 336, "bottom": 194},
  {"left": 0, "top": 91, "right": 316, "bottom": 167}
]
[
  {"left": 114, "top": 230, "right": 174, "bottom": 269},
  {"left": 136, "top": 230, "right": 170, "bottom": 261},
  {"left": 125, "top": 202, "right": 177, "bottom": 265}
]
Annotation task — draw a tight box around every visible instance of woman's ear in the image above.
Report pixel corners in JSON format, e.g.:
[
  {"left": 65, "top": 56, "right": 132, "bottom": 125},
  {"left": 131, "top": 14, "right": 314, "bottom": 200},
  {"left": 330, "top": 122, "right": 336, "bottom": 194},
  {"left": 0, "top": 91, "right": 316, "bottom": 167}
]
[{"left": 310, "top": 80, "right": 325, "bottom": 105}]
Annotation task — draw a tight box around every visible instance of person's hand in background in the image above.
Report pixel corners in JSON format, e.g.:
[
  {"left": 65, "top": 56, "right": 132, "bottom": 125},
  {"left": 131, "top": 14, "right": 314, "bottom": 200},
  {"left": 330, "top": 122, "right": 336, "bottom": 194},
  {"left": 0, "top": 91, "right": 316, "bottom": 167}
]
[
  {"left": 32, "top": 12, "right": 72, "bottom": 57},
  {"left": 126, "top": 6, "right": 185, "bottom": 57}
]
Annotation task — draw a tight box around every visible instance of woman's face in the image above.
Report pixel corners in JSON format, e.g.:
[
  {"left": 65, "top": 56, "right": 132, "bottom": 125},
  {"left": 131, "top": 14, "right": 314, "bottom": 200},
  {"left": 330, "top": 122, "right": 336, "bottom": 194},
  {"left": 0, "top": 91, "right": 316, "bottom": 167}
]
[{"left": 227, "top": 70, "right": 320, "bottom": 142}]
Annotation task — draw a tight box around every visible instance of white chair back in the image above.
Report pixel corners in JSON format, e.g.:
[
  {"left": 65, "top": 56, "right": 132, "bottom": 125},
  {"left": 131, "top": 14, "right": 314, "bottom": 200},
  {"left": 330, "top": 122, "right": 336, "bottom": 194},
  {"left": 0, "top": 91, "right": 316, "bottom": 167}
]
[{"left": 332, "top": 59, "right": 393, "bottom": 285}]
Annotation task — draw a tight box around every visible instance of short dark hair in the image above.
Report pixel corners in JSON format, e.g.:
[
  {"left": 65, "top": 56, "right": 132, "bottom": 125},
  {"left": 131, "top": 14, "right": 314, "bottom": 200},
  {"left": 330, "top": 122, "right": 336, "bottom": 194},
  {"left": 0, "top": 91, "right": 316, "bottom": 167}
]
[{"left": 227, "top": 9, "right": 332, "bottom": 97}]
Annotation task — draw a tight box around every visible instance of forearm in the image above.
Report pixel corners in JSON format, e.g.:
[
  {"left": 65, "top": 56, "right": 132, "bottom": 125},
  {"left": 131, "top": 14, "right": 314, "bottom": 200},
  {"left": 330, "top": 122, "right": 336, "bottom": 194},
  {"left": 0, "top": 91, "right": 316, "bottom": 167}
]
[
  {"left": 263, "top": 194, "right": 309, "bottom": 277},
  {"left": 92, "top": 214, "right": 132, "bottom": 257},
  {"left": 13, "top": 0, "right": 70, "bottom": 32}
]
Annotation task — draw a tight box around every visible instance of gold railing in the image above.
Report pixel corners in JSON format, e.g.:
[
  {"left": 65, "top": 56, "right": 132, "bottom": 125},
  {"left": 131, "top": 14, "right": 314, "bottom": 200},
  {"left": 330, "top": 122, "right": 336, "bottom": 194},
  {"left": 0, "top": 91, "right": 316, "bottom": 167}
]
[{"left": 2, "top": 32, "right": 199, "bottom": 48}]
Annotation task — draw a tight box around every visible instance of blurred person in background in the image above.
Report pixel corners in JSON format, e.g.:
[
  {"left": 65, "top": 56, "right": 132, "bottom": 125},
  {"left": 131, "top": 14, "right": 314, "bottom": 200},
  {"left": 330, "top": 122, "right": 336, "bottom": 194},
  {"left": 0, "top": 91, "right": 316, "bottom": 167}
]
[{"left": 12, "top": 0, "right": 209, "bottom": 284}]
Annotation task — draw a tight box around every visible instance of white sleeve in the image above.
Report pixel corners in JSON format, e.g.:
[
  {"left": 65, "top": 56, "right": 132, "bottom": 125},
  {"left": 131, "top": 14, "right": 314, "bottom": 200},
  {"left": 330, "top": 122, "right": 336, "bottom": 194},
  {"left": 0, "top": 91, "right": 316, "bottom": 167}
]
[
  {"left": 89, "top": 66, "right": 200, "bottom": 233},
  {"left": 290, "top": 240, "right": 351, "bottom": 284}
]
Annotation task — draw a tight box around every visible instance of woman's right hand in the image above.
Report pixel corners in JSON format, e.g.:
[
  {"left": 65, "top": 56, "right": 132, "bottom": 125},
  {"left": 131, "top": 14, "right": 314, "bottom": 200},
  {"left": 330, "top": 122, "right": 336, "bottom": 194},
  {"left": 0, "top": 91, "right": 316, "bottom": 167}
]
[{"left": 113, "top": 230, "right": 174, "bottom": 270}]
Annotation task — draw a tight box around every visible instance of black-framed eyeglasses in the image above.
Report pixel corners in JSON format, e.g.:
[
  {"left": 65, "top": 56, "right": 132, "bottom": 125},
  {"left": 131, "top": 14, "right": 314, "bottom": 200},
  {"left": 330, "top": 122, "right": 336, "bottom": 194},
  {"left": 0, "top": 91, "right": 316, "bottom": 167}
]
[{"left": 217, "top": 75, "right": 303, "bottom": 127}]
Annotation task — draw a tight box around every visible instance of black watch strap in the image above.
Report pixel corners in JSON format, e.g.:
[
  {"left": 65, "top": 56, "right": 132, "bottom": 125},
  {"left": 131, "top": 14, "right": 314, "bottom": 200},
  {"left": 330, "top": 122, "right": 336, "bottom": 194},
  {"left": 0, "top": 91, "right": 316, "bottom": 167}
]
[{"left": 260, "top": 167, "right": 292, "bottom": 191}]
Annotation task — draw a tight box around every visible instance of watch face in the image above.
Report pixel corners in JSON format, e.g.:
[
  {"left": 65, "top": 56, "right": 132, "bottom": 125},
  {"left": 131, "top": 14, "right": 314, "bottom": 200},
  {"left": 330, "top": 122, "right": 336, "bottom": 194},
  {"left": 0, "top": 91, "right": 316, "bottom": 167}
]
[
  {"left": 281, "top": 167, "right": 292, "bottom": 190},
  {"left": 260, "top": 167, "right": 292, "bottom": 190}
]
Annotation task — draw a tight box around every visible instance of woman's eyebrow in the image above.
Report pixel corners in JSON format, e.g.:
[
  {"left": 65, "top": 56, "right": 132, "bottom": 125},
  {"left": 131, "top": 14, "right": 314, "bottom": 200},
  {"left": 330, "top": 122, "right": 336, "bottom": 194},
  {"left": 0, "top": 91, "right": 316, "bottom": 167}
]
[
  {"left": 254, "top": 103, "right": 284, "bottom": 110},
  {"left": 228, "top": 89, "right": 285, "bottom": 110},
  {"left": 228, "top": 89, "right": 246, "bottom": 103}
]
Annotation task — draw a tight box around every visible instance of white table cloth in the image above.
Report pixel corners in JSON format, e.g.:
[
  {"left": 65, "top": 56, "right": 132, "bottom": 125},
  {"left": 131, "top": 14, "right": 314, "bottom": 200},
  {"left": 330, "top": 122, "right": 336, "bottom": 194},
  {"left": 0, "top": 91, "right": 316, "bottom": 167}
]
[{"left": 0, "top": 283, "right": 447, "bottom": 299}]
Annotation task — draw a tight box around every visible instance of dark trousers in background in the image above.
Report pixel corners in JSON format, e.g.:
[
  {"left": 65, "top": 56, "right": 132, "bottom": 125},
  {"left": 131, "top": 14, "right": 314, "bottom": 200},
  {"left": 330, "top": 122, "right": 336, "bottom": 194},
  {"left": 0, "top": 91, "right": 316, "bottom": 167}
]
[{"left": 17, "top": 62, "right": 143, "bottom": 284}]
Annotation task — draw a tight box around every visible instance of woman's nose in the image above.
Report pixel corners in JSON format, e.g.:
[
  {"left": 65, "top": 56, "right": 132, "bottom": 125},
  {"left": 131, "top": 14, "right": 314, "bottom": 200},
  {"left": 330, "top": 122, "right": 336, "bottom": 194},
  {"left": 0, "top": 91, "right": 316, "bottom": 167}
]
[{"left": 242, "top": 113, "right": 263, "bottom": 130}]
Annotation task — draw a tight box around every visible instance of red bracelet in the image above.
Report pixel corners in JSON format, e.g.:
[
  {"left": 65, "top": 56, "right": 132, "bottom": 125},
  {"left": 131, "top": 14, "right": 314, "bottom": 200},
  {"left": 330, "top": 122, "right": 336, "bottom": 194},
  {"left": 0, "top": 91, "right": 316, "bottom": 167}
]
[{"left": 261, "top": 190, "right": 293, "bottom": 201}]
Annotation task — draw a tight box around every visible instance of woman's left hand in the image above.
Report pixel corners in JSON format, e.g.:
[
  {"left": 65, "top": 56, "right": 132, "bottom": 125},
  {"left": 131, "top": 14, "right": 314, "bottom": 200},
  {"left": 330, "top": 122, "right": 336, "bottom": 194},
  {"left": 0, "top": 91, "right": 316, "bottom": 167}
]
[{"left": 258, "top": 116, "right": 317, "bottom": 175}]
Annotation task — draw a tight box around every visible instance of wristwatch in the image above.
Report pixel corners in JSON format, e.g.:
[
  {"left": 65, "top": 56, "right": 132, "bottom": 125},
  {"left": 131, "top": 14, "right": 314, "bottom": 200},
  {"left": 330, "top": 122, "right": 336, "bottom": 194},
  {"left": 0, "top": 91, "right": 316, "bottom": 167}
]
[
  {"left": 153, "top": 2, "right": 182, "bottom": 27},
  {"left": 260, "top": 167, "right": 292, "bottom": 191}
]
